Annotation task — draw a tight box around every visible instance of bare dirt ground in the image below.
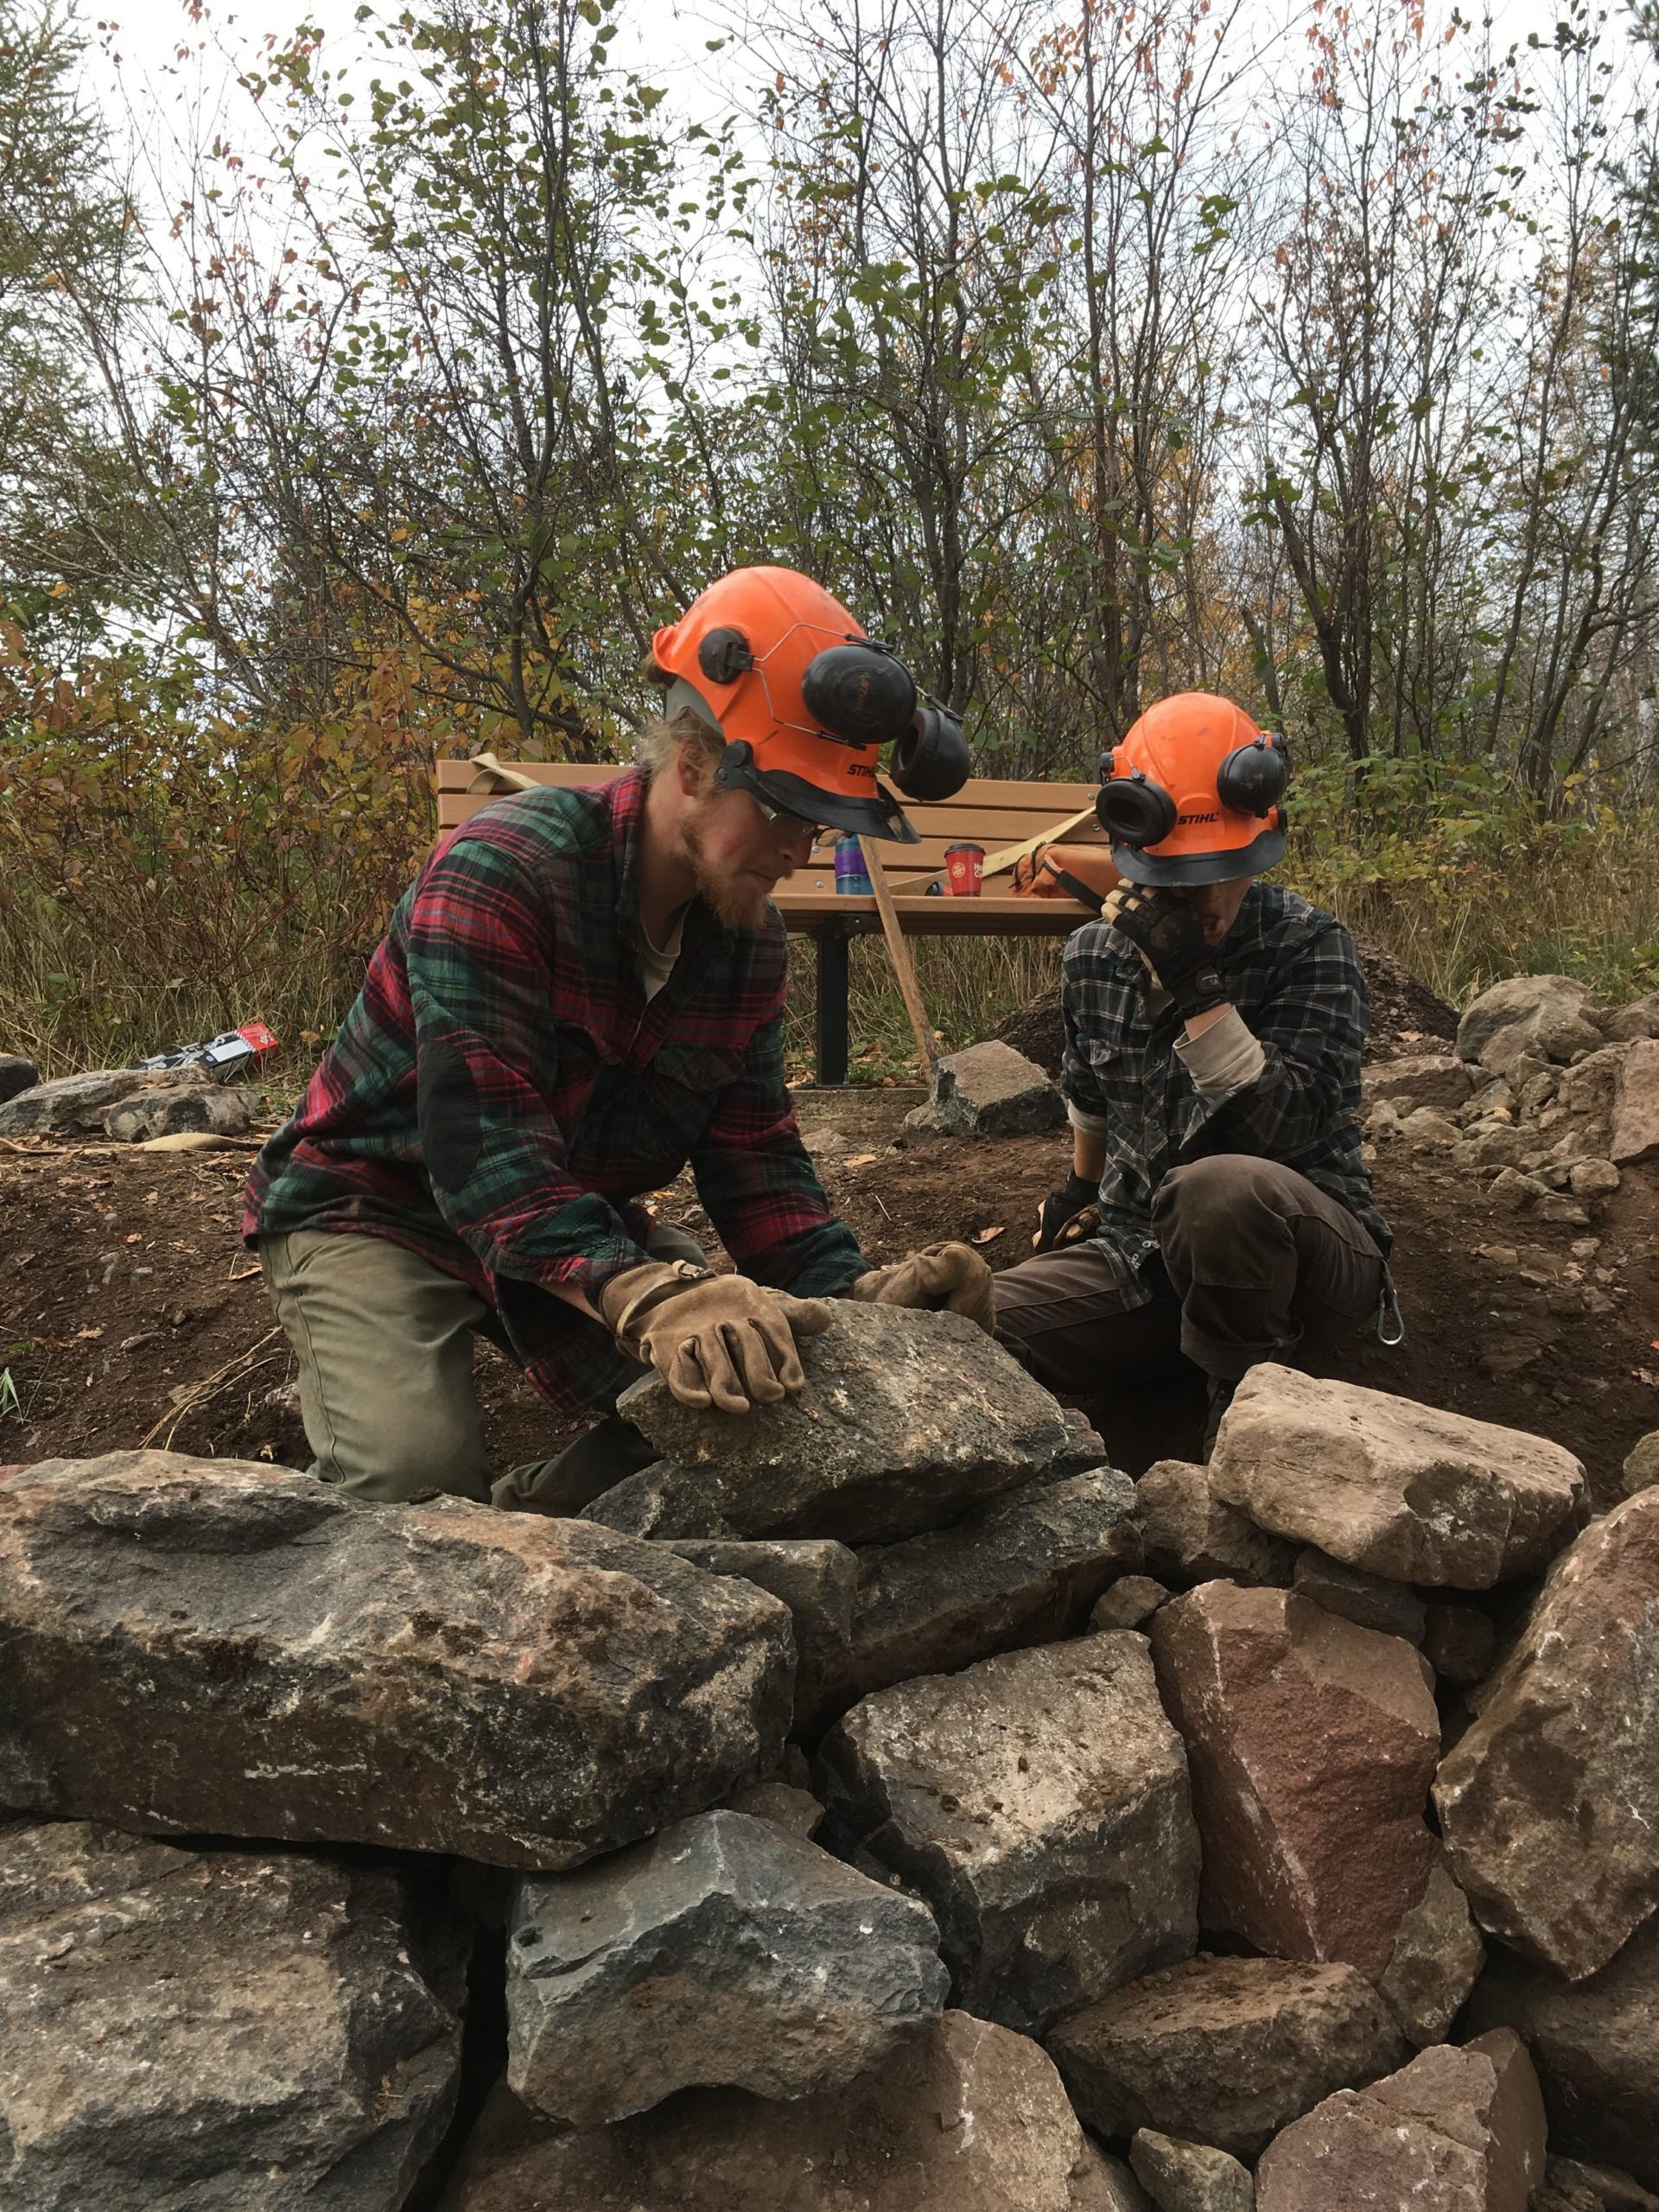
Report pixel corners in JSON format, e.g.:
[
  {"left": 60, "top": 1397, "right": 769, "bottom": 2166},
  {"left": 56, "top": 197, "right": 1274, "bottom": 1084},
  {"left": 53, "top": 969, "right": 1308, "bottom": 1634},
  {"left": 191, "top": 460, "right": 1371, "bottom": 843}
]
[{"left": 2, "top": 1071, "right": 1653, "bottom": 1507}]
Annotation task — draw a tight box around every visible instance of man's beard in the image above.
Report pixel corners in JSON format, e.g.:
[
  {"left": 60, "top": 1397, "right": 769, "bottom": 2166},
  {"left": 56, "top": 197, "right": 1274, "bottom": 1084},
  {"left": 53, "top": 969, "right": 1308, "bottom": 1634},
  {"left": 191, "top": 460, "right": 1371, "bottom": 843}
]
[{"left": 682, "top": 800, "right": 775, "bottom": 931}]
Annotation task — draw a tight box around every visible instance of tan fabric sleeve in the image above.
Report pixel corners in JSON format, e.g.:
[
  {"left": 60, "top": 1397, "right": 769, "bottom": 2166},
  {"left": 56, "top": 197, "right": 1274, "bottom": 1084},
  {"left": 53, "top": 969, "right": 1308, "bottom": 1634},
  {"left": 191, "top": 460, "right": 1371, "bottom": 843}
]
[{"left": 1175, "top": 1006, "right": 1267, "bottom": 1099}]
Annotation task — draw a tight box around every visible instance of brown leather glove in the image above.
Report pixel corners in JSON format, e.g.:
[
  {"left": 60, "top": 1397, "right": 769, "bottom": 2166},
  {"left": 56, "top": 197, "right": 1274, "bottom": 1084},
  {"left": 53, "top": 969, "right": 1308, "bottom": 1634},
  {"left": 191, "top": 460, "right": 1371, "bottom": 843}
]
[
  {"left": 846, "top": 1242, "right": 995, "bottom": 1335},
  {"left": 601, "top": 1261, "right": 833, "bottom": 1414}
]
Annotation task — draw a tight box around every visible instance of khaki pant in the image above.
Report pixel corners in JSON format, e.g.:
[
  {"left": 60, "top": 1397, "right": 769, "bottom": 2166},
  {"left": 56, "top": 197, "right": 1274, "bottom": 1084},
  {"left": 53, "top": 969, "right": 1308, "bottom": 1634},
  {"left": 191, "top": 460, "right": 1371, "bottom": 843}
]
[
  {"left": 259, "top": 1222, "right": 707, "bottom": 1510},
  {"left": 993, "top": 1154, "right": 1385, "bottom": 1395}
]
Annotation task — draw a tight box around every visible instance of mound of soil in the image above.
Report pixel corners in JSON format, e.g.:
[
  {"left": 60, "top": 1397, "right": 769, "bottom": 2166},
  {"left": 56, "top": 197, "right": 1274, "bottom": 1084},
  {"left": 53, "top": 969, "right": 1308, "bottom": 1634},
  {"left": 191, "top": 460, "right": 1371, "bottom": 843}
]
[
  {"left": 2, "top": 1079, "right": 1652, "bottom": 1507},
  {"left": 992, "top": 936, "right": 1459, "bottom": 1078}
]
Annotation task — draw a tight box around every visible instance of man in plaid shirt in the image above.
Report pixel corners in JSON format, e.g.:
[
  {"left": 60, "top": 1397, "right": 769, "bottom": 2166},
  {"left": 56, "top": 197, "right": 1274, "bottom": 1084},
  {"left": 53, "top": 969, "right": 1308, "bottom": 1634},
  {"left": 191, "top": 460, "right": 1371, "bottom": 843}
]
[
  {"left": 994, "top": 693, "right": 1392, "bottom": 1456},
  {"left": 247, "top": 567, "right": 993, "bottom": 1507}
]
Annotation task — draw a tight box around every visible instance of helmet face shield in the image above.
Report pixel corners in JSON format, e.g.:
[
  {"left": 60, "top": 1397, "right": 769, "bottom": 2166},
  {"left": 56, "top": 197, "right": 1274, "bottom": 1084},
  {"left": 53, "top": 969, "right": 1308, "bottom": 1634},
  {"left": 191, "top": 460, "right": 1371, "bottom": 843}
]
[
  {"left": 1096, "top": 692, "right": 1287, "bottom": 885},
  {"left": 651, "top": 567, "right": 967, "bottom": 842}
]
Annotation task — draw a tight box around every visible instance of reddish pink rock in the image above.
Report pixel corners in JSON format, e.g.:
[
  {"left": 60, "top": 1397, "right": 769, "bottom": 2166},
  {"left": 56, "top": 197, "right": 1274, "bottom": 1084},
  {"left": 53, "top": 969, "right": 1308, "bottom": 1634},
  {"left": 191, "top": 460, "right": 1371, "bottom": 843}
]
[
  {"left": 1435, "top": 1491, "right": 1659, "bottom": 1980},
  {"left": 1150, "top": 1583, "right": 1439, "bottom": 1978},
  {"left": 1255, "top": 2029, "right": 1548, "bottom": 2212}
]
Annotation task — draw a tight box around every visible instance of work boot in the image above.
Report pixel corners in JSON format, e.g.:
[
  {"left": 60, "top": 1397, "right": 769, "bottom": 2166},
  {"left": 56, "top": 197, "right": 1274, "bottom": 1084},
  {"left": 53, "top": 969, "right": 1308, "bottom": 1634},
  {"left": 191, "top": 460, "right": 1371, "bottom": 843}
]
[{"left": 1201, "top": 1375, "right": 1236, "bottom": 1463}]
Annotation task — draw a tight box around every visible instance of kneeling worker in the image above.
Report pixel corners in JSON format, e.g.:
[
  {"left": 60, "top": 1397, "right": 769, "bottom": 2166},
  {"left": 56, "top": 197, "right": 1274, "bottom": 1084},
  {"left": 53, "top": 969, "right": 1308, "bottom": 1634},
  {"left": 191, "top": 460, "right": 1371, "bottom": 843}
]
[
  {"left": 994, "top": 692, "right": 1393, "bottom": 1457},
  {"left": 245, "top": 565, "right": 992, "bottom": 1508}
]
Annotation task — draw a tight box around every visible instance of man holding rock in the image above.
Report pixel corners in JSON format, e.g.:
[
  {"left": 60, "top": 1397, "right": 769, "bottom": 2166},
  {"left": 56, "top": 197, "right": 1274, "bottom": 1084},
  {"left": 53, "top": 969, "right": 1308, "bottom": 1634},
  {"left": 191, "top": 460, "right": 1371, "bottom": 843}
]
[
  {"left": 994, "top": 692, "right": 1392, "bottom": 1456},
  {"left": 245, "top": 567, "right": 992, "bottom": 1509}
]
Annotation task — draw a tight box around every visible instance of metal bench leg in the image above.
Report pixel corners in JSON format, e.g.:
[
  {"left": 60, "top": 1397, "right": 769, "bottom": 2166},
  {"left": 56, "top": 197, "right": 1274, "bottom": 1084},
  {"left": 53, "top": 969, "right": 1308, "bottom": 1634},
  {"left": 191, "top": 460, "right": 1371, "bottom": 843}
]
[{"left": 815, "top": 927, "right": 851, "bottom": 1085}]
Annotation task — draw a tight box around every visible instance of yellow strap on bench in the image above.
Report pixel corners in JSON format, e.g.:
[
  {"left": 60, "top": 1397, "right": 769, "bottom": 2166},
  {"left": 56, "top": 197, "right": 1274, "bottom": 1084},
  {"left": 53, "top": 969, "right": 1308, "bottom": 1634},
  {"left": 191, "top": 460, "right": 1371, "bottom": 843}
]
[
  {"left": 886, "top": 802, "right": 1097, "bottom": 895},
  {"left": 466, "top": 751, "right": 541, "bottom": 794}
]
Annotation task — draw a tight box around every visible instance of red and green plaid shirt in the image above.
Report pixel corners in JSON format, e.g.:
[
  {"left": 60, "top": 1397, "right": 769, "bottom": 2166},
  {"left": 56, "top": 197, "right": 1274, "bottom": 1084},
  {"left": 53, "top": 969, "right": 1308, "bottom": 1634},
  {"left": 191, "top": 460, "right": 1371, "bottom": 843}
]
[{"left": 245, "top": 767, "right": 868, "bottom": 1414}]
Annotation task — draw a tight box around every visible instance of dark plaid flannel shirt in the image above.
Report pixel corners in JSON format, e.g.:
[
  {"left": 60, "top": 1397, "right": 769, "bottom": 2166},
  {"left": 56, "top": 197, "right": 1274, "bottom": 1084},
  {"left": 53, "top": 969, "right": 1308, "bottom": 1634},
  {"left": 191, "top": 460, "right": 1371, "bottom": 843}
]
[
  {"left": 1062, "top": 882, "right": 1390, "bottom": 1301},
  {"left": 245, "top": 768, "right": 868, "bottom": 1415}
]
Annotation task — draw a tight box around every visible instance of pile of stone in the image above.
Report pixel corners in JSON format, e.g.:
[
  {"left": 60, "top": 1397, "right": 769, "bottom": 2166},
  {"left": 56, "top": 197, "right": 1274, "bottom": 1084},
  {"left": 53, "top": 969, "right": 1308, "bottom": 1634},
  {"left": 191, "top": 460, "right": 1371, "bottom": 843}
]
[
  {"left": 2, "top": 1303, "right": 1657, "bottom": 2210},
  {"left": 1363, "top": 972, "right": 1659, "bottom": 1217}
]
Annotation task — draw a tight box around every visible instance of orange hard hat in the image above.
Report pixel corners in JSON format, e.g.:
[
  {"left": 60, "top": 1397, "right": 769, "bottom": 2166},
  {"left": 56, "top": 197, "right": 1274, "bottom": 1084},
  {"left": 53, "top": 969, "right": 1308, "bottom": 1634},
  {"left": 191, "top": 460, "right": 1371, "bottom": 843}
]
[
  {"left": 1096, "top": 692, "right": 1287, "bottom": 886},
  {"left": 650, "top": 566, "right": 969, "bottom": 843}
]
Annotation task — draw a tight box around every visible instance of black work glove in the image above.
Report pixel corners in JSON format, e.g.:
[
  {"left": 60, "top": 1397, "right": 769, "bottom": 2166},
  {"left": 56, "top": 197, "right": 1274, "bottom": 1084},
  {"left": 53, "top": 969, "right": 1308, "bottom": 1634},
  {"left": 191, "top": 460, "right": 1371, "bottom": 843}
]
[
  {"left": 1033, "top": 1172, "right": 1100, "bottom": 1254},
  {"left": 1103, "top": 886, "right": 1230, "bottom": 1020}
]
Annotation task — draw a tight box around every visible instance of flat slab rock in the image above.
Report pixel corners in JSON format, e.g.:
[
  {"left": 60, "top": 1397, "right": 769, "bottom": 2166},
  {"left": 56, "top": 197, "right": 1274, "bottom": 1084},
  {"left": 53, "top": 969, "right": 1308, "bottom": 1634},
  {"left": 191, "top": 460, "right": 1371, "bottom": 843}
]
[
  {"left": 1611, "top": 1038, "right": 1659, "bottom": 1166},
  {"left": 1049, "top": 1952, "right": 1408, "bottom": 2158},
  {"left": 1209, "top": 1362, "right": 1586, "bottom": 1588},
  {"left": 612, "top": 1301, "right": 1077, "bottom": 1544},
  {"left": 1465, "top": 1900, "right": 1659, "bottom": 2189},
  {"left": 812, "top": 1465, "right": 1142, "bottom": 1722},
  {"left": 505, "top": 1808, "right": 947, "bottom": 2125},
  {"left": 817, "top": 1631, "right": 1199, "bottom": 2036},
  {"left": 1255, "top": 2028, "right": 1548, "bottom": 2212},
  {"left": 0, "top": 1063, "right": 216, "bottom": 1137},
  {"left": 1435, "top": 1490, "right": 1659, "bottom": 1980},
  {"left": 0, "top": 1452, "right": 791, "bottom": 1870},
  {"left": 446, "top": 2012, "right": 1137, "bottom": 2211},
  {"left": 1151, "top": 1582, "right": 1440, "bottom": 1980},
  {"left": 0, "top": 1817, "right": 465, "bottom": 2212}
]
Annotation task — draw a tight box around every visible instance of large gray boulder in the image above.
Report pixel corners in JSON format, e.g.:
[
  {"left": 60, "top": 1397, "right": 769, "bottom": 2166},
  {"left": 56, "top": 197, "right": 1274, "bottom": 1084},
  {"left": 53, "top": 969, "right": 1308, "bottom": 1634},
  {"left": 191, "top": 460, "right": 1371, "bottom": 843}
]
[
  {"left": 445, "top": 2012, "right": 1139, "bottom": 2210},
  {"left": 0, "top": 1452, "right": 791, "bottom": 1869},
  {"left": 1435, "top": 1491, "right": 1659, "bottom": 1980},
  {"left": 1465, "top": 1916, "right": 1659, "bottom": 2189},
  {"left": 1208, "top": 1363, "right": 1586, "bottom": 1588},
  {"left": 1255, "top": 2029, "right": 1548, "bottom": 2212},
  {"left": 1048, "top": 1952, "right": 1408, "bottom": 2158},
  {"left": 610, "top": 1301, "right": 1078, "bottom": 1544},
  {"left": 1151, "top": 1583, "right": 1440, "bottom": 1979},
  {"left": 0, "top": 1064, "right": 215, "bottom": 1137},
  {"left": 0, "top": 1817, "right": 465, "bottom": 2211},
  {"left": 1456, "top": 975, "right": 1602, "bottom": 1067},
  {"left": 506, "top": 1808, "right": 946, "bottom": 2124},
  {"left": 817, "top": 1632, "right": 1199, "bottom": 2035},
  {"left": 812, "top": 1466, "right": 1142, "bottom": 1722}
]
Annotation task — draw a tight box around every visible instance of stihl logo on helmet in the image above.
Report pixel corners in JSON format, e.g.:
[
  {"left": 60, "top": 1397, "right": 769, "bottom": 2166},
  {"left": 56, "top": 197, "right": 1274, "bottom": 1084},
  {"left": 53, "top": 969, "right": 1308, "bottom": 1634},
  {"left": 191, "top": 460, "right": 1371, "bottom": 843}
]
[
  {"left": 1096, "top": 691, "right": 1288, "bottom": 888},
  {"left": 650, "top": 565, "right": 971, "bottom": 845}
]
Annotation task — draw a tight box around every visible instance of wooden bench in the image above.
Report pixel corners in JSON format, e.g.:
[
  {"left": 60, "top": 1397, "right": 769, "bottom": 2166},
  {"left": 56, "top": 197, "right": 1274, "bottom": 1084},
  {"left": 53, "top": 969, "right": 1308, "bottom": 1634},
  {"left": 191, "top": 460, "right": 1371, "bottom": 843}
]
[{"left": 436, "top": 760, "right": 1109, "bottom": 1082}]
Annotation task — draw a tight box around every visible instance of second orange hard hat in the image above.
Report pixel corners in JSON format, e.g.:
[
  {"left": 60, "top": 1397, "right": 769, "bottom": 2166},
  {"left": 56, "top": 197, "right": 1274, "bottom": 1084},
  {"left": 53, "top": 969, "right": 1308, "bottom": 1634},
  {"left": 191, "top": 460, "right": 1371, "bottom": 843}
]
[{"left": 1096, "top": 692, "right": 1287, "bottom": 886}]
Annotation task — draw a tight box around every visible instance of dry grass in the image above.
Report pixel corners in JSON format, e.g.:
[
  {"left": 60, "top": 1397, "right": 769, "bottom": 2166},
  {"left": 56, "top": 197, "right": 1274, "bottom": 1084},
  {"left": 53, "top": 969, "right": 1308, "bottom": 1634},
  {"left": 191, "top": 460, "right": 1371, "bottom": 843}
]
[{"left": 3, "top": 788, "right": 1656, "bottom": 1093}]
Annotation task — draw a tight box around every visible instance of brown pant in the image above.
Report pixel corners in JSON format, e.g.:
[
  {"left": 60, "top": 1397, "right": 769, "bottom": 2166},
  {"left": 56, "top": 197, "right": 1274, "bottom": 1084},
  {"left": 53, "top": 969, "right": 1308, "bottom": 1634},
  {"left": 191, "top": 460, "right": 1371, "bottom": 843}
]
[{"left": 994, "top": 1154, "right": 1386, "bottom": 1395}]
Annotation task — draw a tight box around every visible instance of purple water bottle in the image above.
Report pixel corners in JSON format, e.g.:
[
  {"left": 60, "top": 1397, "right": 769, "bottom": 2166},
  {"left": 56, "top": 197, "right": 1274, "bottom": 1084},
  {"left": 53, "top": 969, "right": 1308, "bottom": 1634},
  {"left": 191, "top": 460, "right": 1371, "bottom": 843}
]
[{"left": 834, "top": 835, "right": 874, "bottom": 896}]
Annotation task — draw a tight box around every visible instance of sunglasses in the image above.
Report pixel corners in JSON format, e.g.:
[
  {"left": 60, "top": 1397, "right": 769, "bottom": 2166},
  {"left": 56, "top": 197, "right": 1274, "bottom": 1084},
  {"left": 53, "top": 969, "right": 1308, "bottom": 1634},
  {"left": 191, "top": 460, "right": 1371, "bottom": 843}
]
[{"left": 750, "top": 794, "right": 831, "bottom": 842}]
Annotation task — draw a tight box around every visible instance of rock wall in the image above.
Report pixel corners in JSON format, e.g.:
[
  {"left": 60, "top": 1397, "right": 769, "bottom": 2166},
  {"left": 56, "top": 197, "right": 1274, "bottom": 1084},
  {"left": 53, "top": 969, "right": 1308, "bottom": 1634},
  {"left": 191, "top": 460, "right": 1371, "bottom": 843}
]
[{"left": 1, "top": 1125, "right": 1657, "bottom": 2208}]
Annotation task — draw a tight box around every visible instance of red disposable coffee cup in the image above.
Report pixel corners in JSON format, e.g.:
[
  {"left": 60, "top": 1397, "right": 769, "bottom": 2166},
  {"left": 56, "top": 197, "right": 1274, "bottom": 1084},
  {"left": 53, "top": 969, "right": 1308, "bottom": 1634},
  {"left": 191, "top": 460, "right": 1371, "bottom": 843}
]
[{"left": 944, "top": 842, "right": 985, "bottom": 896}]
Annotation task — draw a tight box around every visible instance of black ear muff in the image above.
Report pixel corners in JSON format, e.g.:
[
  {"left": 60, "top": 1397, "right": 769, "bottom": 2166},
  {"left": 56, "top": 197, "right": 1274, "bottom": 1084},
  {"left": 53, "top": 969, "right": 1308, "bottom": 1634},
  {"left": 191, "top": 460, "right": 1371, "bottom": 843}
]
[
  {"left": 1096, "top": 770, "right": 1178, "bottom": 847},
  {"left": 801, "top": 644, "right": 918, "bottom": 743},
  {"left": 889, "top": 708, "right": 970, "bottom": 801},
  {"left": 1215, "top": 734, "right": 1287, "bottom": 817},
  {"left": 698, "top": 627, "right": 753, "bottom": 684}
]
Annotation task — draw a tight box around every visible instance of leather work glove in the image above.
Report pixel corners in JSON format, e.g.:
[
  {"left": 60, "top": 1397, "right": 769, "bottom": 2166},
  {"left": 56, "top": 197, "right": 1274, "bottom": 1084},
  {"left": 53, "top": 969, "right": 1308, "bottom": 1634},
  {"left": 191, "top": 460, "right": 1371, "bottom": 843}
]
[
  {"left": 1033, "top": 1172, "right": 1100, "bottom": 1254},
  {"left": 601, "top": 1261, "right": 833, "bottom": 1414},
  {"left": 1103, "top": 885, "right": 1230, "bottom": 1021},
  {"left": 847, "top": 1242, "right": 995, "bottom": 1335}
]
